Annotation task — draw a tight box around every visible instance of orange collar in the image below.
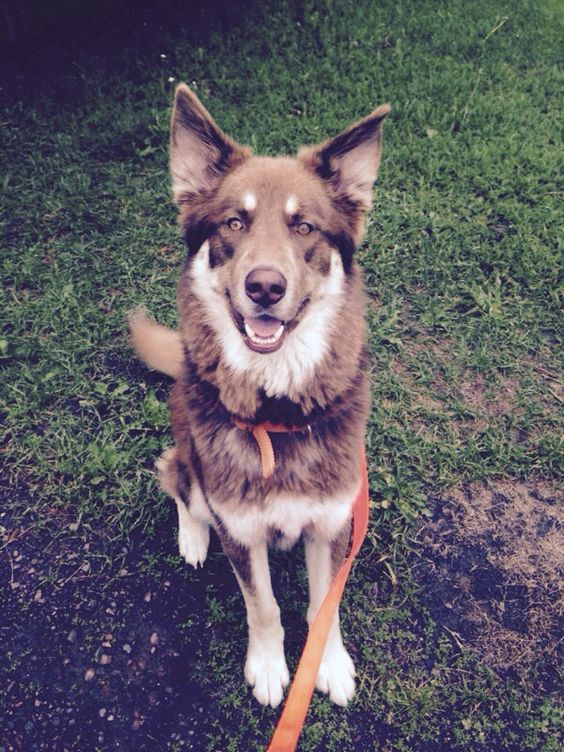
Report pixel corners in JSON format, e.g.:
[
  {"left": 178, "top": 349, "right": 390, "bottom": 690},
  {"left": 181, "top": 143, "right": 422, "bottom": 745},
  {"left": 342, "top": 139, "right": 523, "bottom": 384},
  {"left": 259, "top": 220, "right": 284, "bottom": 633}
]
[{"left": 233, "top": 418, "right": 312, "bottom": 479}]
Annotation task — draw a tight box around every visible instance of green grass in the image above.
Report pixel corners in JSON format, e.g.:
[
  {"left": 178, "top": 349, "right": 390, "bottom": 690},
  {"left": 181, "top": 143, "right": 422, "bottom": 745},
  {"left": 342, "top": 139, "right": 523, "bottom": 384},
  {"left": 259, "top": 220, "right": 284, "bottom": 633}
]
[{"left": 1, "top": 1, "right": 562, "bottom": 750}]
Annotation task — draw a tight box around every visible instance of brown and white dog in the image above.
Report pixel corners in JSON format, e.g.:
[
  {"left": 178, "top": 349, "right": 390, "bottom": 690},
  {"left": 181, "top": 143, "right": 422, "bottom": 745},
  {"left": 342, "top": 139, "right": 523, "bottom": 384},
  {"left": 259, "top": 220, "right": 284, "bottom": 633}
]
[{"left": 130, "top": 84, "right": 389, "bottom": 709}]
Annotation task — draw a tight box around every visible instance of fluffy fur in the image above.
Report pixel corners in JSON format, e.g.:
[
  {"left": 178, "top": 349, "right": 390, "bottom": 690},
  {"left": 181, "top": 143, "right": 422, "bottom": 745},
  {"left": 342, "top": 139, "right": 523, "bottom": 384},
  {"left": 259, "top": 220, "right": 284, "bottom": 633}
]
[{"left": 130, "top": 84, "right": 389, "bottom": 708}]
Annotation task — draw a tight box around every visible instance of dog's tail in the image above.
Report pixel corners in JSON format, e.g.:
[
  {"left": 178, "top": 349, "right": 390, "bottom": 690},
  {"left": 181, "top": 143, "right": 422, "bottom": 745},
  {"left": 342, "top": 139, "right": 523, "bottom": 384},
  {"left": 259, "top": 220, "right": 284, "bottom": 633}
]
[{"left": 128, "top": 307, "right": 183, "bottom": 380}]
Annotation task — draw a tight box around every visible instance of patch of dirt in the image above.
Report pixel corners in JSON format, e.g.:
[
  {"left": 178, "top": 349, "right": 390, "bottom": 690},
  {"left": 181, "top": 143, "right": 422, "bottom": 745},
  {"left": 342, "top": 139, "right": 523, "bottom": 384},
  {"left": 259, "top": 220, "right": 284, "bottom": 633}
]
[
  {"left": 387, "top": 341, "right": 529, "bottom": 426},
  {"left": 456, "top": 371, "right": 522, "bottom": 423},
  {"left": 387, "top": 355, "right": 446, "bottom": 413},
  {"left": 414, "top": 478, "right": 563, "bottom": 689}
]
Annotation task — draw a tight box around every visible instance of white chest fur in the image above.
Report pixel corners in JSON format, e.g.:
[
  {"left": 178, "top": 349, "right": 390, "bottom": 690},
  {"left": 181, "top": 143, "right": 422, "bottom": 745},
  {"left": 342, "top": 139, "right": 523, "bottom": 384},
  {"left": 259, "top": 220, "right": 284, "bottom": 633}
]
[{"left": 209, "top": 483, "right": 360, "bottom": 549}]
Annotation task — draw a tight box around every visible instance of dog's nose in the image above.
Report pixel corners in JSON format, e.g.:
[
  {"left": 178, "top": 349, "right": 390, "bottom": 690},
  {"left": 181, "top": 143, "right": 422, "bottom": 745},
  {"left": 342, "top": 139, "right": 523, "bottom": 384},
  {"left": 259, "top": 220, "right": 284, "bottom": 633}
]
[{"left": 245, "top": 267, "right": 287, "bottom": 307}]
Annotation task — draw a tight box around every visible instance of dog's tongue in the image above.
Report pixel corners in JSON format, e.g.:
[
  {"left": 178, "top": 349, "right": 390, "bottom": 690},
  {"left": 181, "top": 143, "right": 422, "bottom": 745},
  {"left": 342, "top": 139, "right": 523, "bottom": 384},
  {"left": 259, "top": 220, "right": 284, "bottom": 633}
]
[{"left": 245, "top": 316, "right": 283, "bottom": 338}]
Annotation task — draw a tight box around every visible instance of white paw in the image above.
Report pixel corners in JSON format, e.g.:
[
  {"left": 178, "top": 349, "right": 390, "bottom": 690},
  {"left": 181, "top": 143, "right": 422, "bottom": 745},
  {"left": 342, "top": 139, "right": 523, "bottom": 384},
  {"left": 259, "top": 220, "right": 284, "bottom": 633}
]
[
  {"left": 316, "top": 643, "right": 356, "bottom": 706},
  {"left": 178, "top": 518, "right": 210, "bottom": 569},
  {"left": 245, "top": 645, "right": 290, "bottom": 708}
]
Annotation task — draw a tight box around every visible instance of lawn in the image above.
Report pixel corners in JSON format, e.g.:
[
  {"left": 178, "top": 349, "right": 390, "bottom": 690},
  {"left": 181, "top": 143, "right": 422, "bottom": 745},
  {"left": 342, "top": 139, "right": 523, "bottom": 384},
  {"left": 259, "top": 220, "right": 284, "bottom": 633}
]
[{"left": 1, "top": 0, "right": 562, "bottom": 750}]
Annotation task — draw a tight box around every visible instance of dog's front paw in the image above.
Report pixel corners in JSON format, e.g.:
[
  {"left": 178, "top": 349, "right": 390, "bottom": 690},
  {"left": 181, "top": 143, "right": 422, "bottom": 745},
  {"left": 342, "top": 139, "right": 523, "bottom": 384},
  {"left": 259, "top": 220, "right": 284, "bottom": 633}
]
[
  {"left": 178, "top": 518, "right": 210, "bottom": 569},
  {"left": 316, "top": 642, "right": 356, "bottom": 706},
  {"left": 245, "top": 645, "right": 290, "bottom": 708}
]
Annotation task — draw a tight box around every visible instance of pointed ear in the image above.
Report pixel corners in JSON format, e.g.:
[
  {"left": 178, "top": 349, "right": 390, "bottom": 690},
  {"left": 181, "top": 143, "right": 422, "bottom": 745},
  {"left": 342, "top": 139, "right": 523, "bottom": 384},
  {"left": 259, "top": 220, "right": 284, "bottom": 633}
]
[
  {"left": 170, "top": 84, "right": 252, "bottom": 204},
  {"left": 298, "top": 104, "right": 391, "bottom": 210}
]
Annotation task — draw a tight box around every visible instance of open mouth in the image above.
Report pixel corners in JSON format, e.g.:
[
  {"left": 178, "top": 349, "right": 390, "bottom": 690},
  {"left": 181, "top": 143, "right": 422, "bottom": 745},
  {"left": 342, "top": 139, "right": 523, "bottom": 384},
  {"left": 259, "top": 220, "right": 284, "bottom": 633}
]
[
  {"left": 226, "top": 291, "right": 310, "bottom": 355},
  {"left": 243, "top": 315, "right": 286, "bottom": 353}
]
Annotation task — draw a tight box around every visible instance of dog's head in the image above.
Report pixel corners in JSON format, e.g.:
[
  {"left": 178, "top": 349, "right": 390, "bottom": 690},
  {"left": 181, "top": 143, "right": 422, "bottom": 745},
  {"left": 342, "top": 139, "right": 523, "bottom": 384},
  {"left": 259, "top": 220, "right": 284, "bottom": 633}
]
[{"left": 171, "top": 84, "right": 389, "bottom": 359}]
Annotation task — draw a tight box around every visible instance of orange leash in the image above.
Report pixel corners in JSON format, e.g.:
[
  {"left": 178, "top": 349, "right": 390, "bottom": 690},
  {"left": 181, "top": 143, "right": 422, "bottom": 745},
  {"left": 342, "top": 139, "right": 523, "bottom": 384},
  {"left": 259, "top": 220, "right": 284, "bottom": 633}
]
[
  {"left": 233, "top": 418, "right": 370, "bottom": 750},
  {"left": 267, "top": 449, "right": 370, "bottom": 752}
]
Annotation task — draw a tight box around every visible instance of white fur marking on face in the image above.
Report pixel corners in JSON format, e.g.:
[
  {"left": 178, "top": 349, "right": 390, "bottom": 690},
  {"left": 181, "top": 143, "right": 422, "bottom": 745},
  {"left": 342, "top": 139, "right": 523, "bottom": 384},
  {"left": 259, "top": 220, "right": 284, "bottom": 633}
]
[
  {"left": 192, "top": 240, "right": 222, "bottom": 293},
  {"left": 190, "top": 242, "right": 346, "bottom": 397},
  {"left": 285, "top": 195, "right": 298, "bottom": 215},
  {"left": 243, "top": 192, "right": 257, "bottom": 212}
]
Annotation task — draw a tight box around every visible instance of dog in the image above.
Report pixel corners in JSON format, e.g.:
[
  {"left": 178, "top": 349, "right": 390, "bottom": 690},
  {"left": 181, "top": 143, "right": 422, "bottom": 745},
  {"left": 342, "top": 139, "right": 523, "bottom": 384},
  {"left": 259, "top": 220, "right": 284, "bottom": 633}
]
[{"left": 130, "top": 84, "right": 390, "bottom": 709}]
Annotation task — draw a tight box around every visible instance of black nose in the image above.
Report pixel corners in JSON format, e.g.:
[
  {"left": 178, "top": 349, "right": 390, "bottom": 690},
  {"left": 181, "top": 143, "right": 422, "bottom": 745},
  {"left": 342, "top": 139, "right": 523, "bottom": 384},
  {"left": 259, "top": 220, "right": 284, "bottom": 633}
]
[{"left": 245, "top": 267, "right": 287, "bottom": 307}]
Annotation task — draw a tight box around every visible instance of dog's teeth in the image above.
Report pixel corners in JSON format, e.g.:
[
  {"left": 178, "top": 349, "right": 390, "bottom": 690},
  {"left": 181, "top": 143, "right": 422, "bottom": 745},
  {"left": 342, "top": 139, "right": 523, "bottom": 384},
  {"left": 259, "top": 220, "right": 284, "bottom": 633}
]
[{"left": 244, "top": 322, "right": 285, "bottom": 345}]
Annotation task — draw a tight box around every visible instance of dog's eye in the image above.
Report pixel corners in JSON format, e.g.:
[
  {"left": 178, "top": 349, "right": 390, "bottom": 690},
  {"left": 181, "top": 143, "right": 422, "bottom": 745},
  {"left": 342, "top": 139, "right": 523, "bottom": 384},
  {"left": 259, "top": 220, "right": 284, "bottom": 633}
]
[
  {"left": 227, "top": 217, "right": 244, "bottom": 231},
  {"left": 296, "top": 222, "right": 313, "bottom": 236}
]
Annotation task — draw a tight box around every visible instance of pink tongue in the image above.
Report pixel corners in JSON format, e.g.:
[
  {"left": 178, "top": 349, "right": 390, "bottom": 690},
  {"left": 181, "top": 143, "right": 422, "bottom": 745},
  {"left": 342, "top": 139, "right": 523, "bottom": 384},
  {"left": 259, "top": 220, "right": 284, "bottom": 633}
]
[{"left": 245, "top": 316, "right": 282, "bottom": 338}]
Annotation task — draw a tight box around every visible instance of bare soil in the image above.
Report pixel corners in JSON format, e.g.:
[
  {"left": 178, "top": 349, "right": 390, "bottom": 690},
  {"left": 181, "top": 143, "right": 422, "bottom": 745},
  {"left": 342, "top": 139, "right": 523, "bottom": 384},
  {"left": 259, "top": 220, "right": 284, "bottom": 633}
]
[{"left": 414, "top": 478, "right": 563, "bottom": 690}]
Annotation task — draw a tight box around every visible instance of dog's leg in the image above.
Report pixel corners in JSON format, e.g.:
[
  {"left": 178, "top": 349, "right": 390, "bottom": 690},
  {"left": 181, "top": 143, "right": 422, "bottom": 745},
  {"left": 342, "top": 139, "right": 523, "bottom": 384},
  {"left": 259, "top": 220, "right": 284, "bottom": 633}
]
[
  {"left": 305, "top": 522, "right": 356, "bottom": 706},
  {"left": 220, "top": 535, "right": 289, "bottom": 708},
  {"left": 174, "top": 496, "right": 210, "bottom": 568},
  {"left": 156, "top": 448, "right": 210, "bottom": 568}
]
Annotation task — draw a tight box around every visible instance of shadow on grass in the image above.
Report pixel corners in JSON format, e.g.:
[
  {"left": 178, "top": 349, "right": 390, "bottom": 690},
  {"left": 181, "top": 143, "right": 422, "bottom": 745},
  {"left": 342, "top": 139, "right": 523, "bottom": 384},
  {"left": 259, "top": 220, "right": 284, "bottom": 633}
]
[
  {"left": 1, "top": 0, "right": 259, "bottom": 105},
  {"left": 2, "top": 490, "right": 231, "bottom": 750}
]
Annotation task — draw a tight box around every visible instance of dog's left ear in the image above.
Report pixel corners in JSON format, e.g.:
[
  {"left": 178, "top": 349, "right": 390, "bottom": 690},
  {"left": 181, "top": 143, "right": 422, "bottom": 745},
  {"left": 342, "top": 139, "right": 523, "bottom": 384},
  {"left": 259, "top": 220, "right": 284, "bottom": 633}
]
[{"left": 298, "top": 104, "right": 391, "bottom": 212}]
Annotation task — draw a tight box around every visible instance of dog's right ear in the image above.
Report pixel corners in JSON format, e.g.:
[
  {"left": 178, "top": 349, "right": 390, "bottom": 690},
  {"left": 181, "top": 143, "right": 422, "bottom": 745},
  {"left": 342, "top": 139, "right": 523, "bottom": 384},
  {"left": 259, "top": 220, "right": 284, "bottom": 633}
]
[{"left": 170, "top": 84, "right": 252, "bottom": 204}]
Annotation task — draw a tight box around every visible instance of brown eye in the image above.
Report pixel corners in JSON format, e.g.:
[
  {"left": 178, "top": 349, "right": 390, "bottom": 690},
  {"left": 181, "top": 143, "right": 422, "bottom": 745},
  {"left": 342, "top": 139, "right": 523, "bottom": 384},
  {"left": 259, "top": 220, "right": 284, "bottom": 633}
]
[
  {"left": 296, "top": 222, "right": 313, "bottom": 236},
  {"left": 227, "top": 217, "right": 244, "bottom": 231}
]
